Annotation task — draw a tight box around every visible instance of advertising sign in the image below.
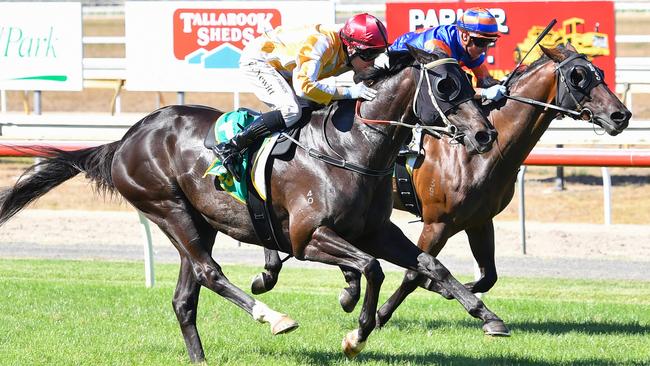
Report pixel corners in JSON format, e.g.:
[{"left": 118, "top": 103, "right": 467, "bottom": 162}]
[
  {"left": 385, "top": 1, "right": 616, "bottom": 83},
  {"left": 125, "top": 1, "right": 335, "bottom": 92},
  {"left": 0, "top": 2, "right": 82, "bottom": 91}
]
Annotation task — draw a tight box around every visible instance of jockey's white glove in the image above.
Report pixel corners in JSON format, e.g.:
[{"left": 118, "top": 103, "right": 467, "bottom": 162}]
[
  {"left": 480, "top": 84, "right": 507, "bottom": 102},
  {"left": 345, "top": 82, "right": 378, "bottom": 101}
]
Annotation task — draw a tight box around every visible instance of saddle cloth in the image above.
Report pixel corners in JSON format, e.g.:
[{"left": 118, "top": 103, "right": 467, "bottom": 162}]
[{"left": 203, "top": 109, "right": 278, "bottom": 204}]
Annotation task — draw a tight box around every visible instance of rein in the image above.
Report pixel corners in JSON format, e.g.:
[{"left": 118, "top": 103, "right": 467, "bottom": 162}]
[
  {"left": 279, "top": 57, "right": 470, "bottom": 177},
  {"left": 354, "top": 58, "right": 464, "bottom": 141},
  {"left": 279, "top": 105, "right": 396, "bottom": 177},
  {"left": 503, "top": 94, "right": 592, "bottom": 121},
  {"left": 504, "top": 55, "right": 596, "bottom": 122}
]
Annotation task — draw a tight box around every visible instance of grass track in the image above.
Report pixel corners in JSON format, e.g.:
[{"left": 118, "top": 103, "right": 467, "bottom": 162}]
[{"left": 0, "top": 259, "right": 649, "bottom": 365}]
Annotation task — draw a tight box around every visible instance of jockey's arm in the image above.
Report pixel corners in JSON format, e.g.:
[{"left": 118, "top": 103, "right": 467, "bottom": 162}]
[
  {"left": 471, "top": 63, "right": 500, "bottom": 91},
  {"left": 292, "top": 36, "right": 339, "bottom": 106}
]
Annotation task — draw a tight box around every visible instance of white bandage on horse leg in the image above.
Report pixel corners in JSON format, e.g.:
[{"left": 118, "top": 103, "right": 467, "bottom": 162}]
[{"left": 252, "top": 300, "right": 285, "bottom": 325}]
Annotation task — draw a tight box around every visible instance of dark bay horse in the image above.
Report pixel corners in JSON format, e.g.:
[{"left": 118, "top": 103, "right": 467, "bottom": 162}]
[
  {"left": 253, "top": 44, "right": 632, "bottom": 325},
  {"left": 0, "top": 47, "right": 501, "bottom": 363}
]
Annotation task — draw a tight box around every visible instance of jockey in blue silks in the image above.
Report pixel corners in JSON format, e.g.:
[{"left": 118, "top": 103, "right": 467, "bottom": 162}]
[{"left": 390, "top": 7, "right": 507, "bottom": 102}]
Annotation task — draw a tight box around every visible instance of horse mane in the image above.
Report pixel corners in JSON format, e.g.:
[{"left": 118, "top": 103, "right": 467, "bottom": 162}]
[
  {"left": 505, "top": 44, "right": 573, "bottom": 86},
  {"left": 356, "top": 49, "right": 449, "bottom": 84}
]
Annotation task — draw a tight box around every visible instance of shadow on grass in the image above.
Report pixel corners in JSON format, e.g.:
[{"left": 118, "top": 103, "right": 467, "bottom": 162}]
[
  {"left": 273, "top": 348, "right": 624, "bottom": 366},
  {"left": 385, "top": 317, "right": 650, "bottom": 336}
]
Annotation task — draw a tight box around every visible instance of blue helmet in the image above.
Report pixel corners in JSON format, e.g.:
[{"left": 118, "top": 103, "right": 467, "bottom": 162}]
[{"left": 457, "top": 7, "right": 500, "bottom": 39}]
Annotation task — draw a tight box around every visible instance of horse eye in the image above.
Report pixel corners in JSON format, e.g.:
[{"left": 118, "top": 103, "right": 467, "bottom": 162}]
[
  {"left": 570, "top": 67, "right": 587, "bottom": 87},
  {"left": 436, "top": 77, "right": 458, "bottom": 96}
]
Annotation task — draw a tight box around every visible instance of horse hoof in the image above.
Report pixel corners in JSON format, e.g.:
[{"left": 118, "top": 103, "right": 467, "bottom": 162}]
[
  {"left": 341, "top": 329, "right": 366, "bottom": 359},
  {"left": 483, "top": 320, "right": 511, "bottom": 337},
  {"left": 271, "top": 316, "right": 299, "bottom": 335},
  {"left": 251, "top": 273, "right": 270, "bottom": 295},
  {"left": 338, "top": 288, "right": 359, "bottom": 313}
]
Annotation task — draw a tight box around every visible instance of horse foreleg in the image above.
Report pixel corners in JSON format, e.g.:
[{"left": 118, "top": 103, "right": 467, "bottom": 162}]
[
  {"left": 464, "top": 221, "right": 498, "bottom": 293},
  {"left": 377, "top": 222, "right": 452, "bottom": 327},
  {"left": 416, "top": 222, "right": 454, "bottom": 299},
  {"left": 251, "top": 248, "right": 283, "bottom": 294},
  {"left": 298, "top": 226, "right": 384, "bottom": 359},
  {"left": 367, "top": 222, "right": 510, "bottom": 337}
]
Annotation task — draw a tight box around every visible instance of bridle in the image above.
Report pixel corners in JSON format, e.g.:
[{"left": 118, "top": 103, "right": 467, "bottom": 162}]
[
  {"left": 356, "top": 58, "right": 476, "bottom": 141},
  {"left": 504, "top": 53, "right": 605, "bottom": 123},
  {"left": 280, "top": 57, "right": 478, "bottom": 176}
]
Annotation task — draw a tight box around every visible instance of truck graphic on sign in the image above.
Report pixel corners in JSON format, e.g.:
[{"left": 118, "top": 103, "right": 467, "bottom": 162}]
[{"left": 514, "top": 17, "right": 609, "bottom": 64}]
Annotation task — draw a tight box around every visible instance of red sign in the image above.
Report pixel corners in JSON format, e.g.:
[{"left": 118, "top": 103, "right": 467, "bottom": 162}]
[
  {"left": 173, "top": 9, "right": 282, "bottom": 60},
  {"left": 386, "top": 1, "right": 616, "bottom": 83}
]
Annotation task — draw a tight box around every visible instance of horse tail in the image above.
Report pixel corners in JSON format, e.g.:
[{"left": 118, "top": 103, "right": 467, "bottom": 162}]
[{"left": 0, "top": 141, "right": 121, "bottom": 225}]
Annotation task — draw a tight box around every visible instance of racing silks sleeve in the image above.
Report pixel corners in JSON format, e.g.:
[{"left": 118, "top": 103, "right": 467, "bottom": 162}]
[{"left": 292, "top": 34, "right": 340, "bottom": 105}]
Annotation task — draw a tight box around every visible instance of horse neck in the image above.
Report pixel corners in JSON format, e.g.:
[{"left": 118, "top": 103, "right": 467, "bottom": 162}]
[
  {"left": 321, "top": 68, "right": 416, "bottom": 170},
  {"left": 486, "top": 62, "right": 560, "bottom": 175}
]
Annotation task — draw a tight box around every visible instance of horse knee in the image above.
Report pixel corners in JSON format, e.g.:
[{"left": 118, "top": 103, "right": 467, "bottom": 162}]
[
  {"left": 194, "top": 265, "right": 227, "bottom": 293},
  {"left": 362, "top": 259, "right": 385, "bottom": 284},
  {"left": 417, "top": 253, "right": 450, "bottom": 280}
]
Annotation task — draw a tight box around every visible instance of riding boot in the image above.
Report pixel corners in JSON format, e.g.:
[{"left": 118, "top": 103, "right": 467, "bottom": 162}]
[{"left": 214, "top": 110, "right": 286, "bottom": 181}]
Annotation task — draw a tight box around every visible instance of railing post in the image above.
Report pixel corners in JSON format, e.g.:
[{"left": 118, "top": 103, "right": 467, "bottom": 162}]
[
  {"left": 555, "top": 145, "right": 565, "bottom": 191},
  {"left": 233, "top": 91, "right": 240, "bottom": 110},
  {"left": 34, "top": 91, "right": 42, "bottom": 115},
  {"left": 602, "top": 167, "right": 612, "bottom": 225},
  {"left": 138, "top": 211, "right": 155, "bottom": 288},
  {"left": 517, "top": 166, "right": 527, "bottom": 254}
]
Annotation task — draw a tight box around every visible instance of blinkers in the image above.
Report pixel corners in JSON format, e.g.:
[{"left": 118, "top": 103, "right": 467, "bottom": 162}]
[
  {"left": 413, "top": 58, "right": 476, "bottom": 126},
  {"left": 556, "top": 53, "right": 605, "bottom": 115}
]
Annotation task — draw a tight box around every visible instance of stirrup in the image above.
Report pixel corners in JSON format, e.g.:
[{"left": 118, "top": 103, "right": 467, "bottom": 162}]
[{"left": 221, "top": 153, "right": 243, "bottom": 181}]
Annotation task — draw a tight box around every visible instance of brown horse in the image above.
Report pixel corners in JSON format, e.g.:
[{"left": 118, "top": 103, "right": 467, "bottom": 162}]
[
  {"left": 253, "top": 44, "right": 632, "bottom": 325},
  {"left": 0, "top": 47, "right": 501, "bottom": 363}
]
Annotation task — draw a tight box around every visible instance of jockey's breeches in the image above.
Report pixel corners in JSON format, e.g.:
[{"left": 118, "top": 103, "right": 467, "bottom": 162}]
[{"left": 239, "top": 57, "right": 302, "bottom": 128}]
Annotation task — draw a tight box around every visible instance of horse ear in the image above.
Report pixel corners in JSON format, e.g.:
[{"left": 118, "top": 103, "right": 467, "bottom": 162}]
[
  {"left": 406, "top": 44, "right": 436, "bottom": 63},
  {"left": 565, "top": 41, "right": 577, "bottom": 52},
  {"left": 539, "top": 45, "right": 565, "bottom": 62}
]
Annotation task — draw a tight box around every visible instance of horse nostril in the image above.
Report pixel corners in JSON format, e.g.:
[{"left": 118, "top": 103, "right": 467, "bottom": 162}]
[
  {"left": 475, "top": 130, "right": 492, "bottom": 145},
  {"left": 611, "top": 110, "right": 630, "bottom": 122}
]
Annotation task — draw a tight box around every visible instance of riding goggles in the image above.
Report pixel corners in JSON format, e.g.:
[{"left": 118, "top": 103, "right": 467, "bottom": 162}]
[
  {"left": 471, "top": 37, "right": 494, "bottom": 48},
  {"left": 355, "top": 48, "right": 385, "bottom": 62}
]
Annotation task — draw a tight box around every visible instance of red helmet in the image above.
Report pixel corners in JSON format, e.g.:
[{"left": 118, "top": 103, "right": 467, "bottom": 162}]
[{"left": 340, "top": 13, "right": 388, "bottom": 51}]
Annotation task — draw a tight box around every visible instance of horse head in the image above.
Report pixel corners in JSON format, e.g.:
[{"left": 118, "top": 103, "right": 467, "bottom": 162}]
[
  {"left": 357, "top": 46, "right": 496, "bottom": 154},
  {"left": 539, "top": 43, "right": 631, "bottom": 135}
]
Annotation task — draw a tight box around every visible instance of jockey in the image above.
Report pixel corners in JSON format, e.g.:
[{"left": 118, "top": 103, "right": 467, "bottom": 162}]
[
  {"left": 215, "top": 13, "right": 389, "bottom": 181},
  {"left": 389, "top": 7, "right": 507, "bottom": 102}
]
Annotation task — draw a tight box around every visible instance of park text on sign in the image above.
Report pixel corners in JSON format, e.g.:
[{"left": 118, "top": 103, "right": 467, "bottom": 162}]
[
  {"left": 173, "top": 9, "right": 281, "bottom": 61},
  {"left": 0, "top": 2, "right": 82, "bottom": 91},
  {"left": 385, "top": 1, "right": 616, "bottom": 83}
]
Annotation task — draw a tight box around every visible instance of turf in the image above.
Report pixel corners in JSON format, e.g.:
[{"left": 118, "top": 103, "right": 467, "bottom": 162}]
[{"left": 0, "top": 259, "right": 648, "bottom": 365}]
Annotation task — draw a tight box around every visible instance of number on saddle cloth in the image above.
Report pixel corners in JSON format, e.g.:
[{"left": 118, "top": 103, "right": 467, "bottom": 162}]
[{"left": 203, "top": 108, "right": 261, "bottom": 204}]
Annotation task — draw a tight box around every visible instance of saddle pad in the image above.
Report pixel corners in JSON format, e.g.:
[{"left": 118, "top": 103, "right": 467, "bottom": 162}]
[
  {"left": 203, "top": 110, "right": 279, "bottom": 203},
  {"left": 203, "top": 110, "right": 256, "bottom": 204}
]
